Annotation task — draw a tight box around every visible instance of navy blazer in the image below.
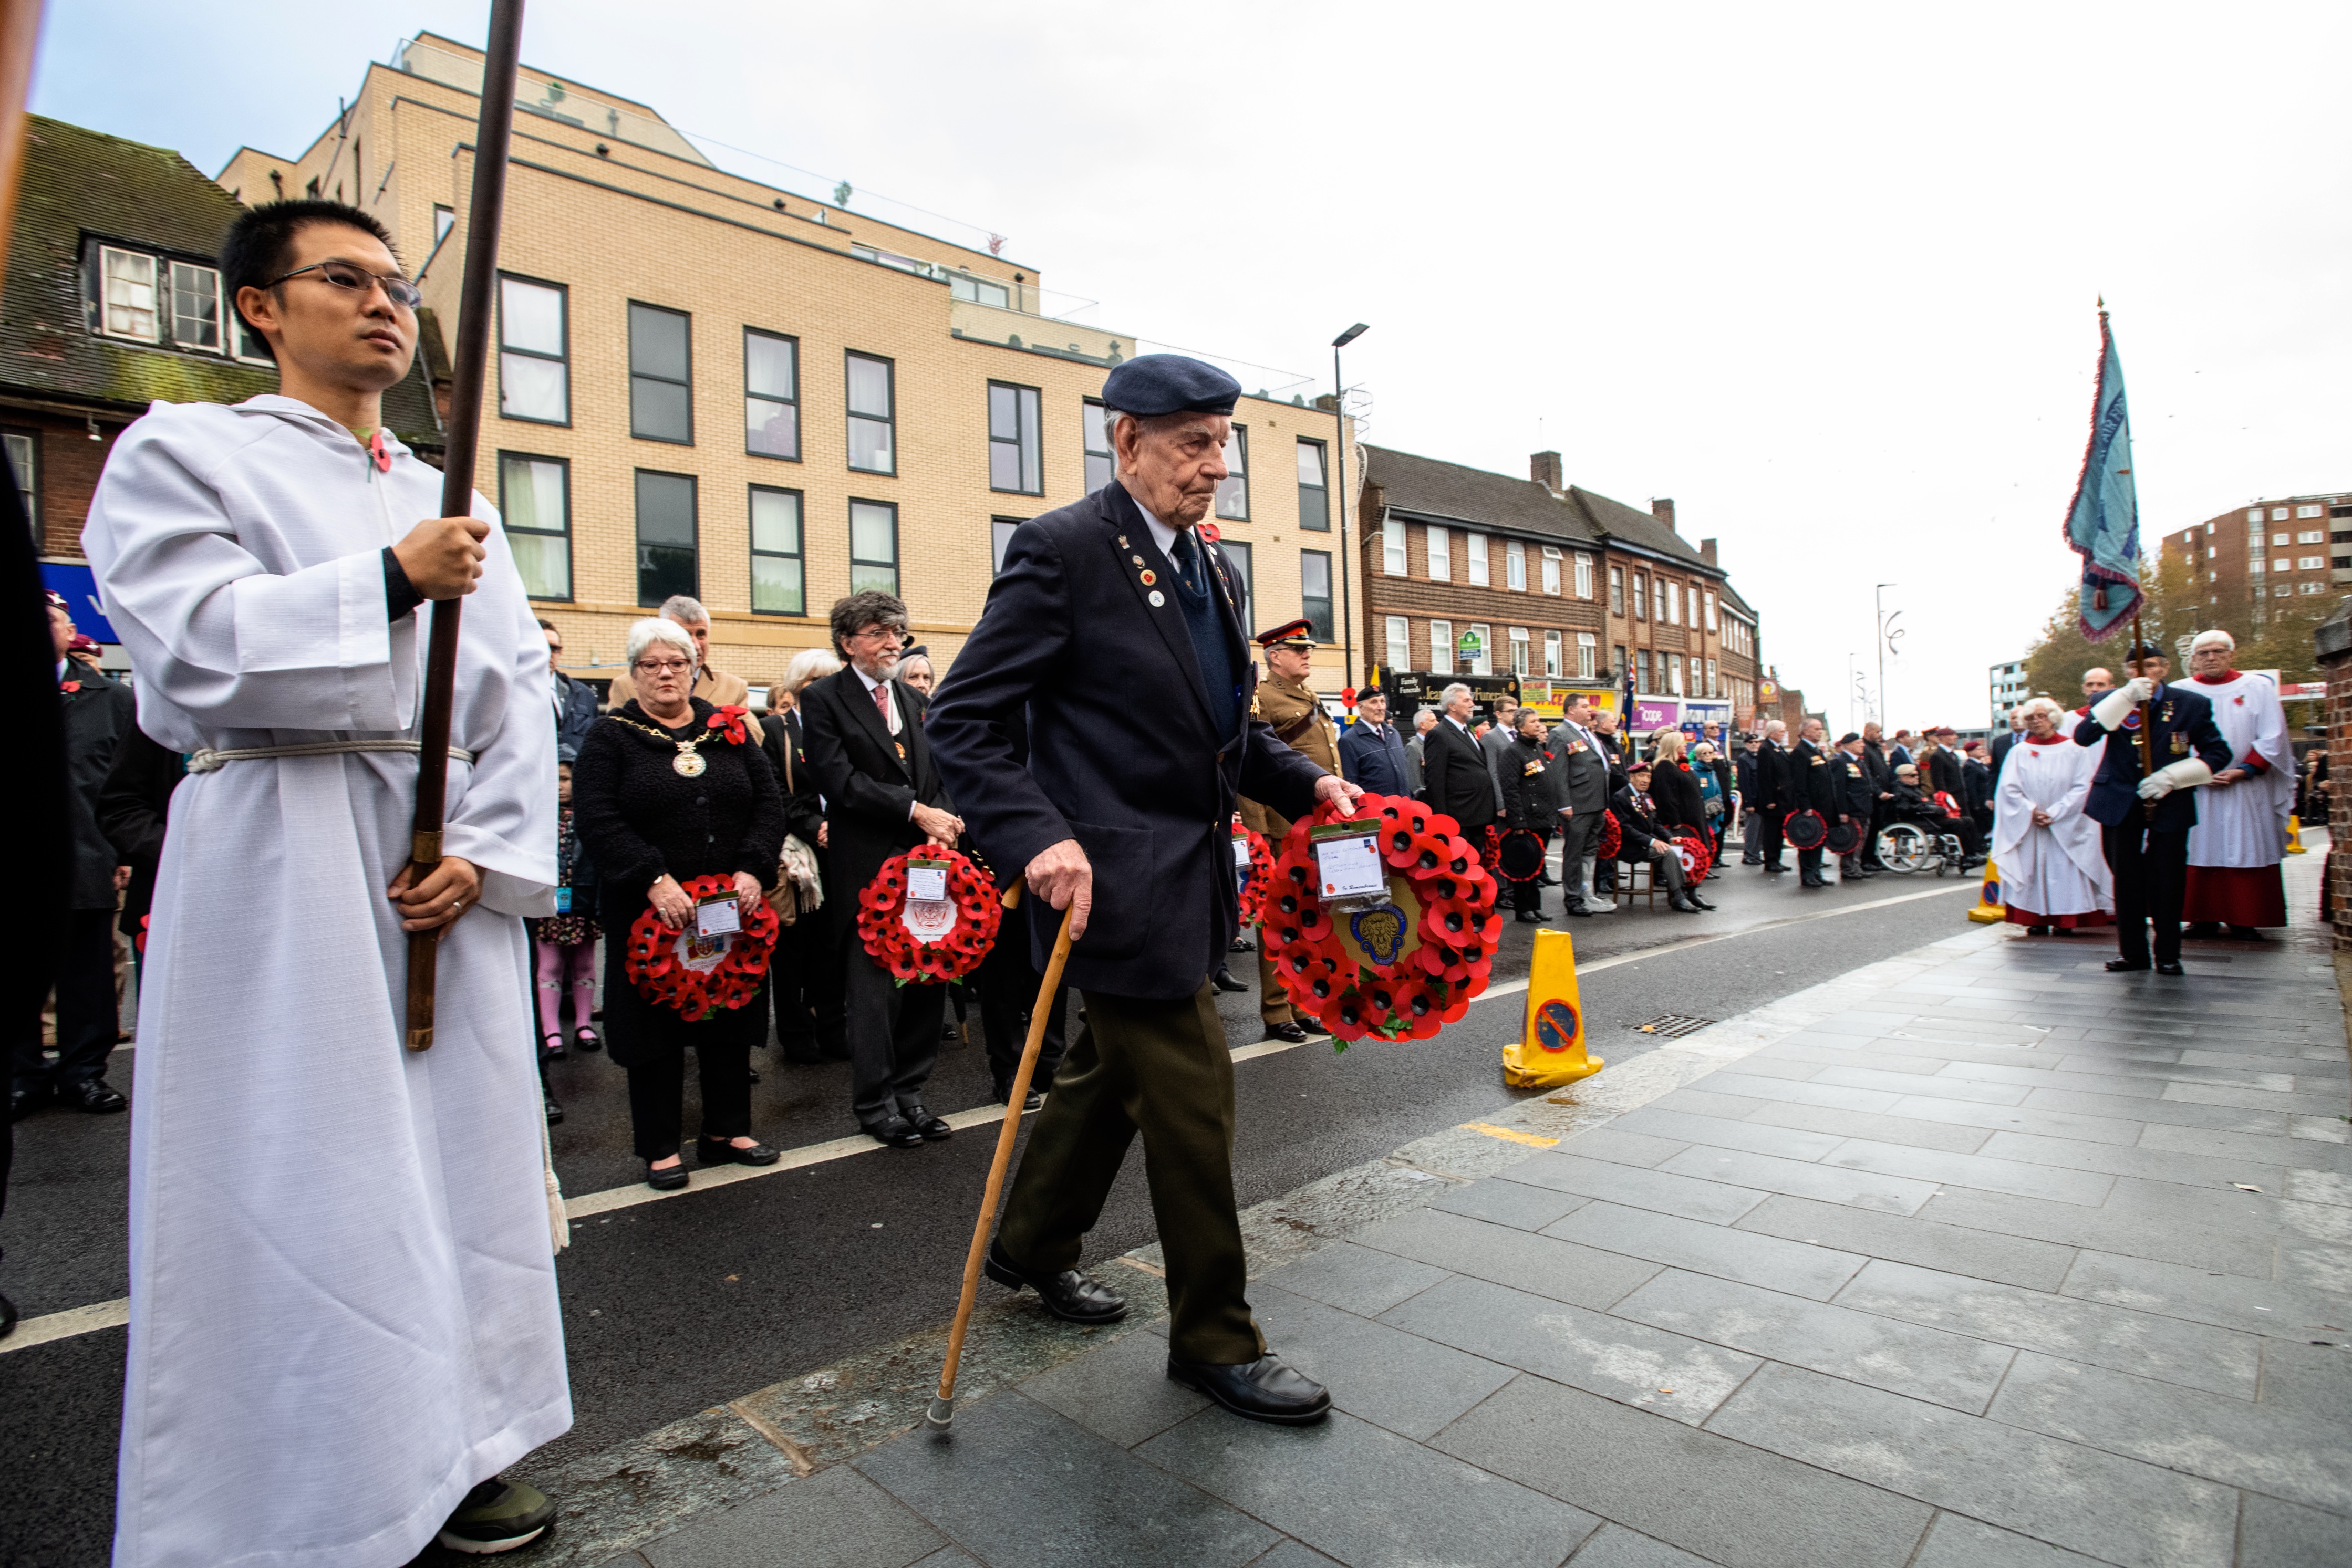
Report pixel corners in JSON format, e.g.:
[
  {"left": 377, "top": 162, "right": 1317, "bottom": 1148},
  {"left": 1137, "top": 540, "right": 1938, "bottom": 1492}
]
[
  {"left": 2071, "top": 681, "right": 2231, "bottom": 832},
  {"left": 927, "top": 481, "right": 1326, "bottom": 999},
  {"left": 1338, "top": 719, "right": 1412, "bottom": 796}
]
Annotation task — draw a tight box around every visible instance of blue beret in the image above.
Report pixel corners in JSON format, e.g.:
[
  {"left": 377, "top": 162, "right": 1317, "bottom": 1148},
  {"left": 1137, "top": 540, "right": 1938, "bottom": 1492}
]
[{"left": 1100, "top": 354, "right": 1241, "bottom": 418}]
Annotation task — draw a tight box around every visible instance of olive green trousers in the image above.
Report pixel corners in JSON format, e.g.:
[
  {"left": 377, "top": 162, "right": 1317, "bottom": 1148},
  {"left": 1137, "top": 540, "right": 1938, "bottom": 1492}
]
[{"left": 995, "top": 981, "right": 1265, "bottom": 1365}]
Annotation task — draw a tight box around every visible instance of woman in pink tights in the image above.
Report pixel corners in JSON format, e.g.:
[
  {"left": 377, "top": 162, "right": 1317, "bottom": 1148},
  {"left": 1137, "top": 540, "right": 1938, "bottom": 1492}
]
[{"left": 534, "top": 752, "right": 602, "bottom": 1064}]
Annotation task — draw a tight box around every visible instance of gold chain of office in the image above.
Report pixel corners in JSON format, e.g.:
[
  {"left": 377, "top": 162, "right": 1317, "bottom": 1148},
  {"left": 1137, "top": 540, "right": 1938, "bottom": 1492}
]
[{"left": 605, "top": 713, "right": 714, "bottom": 777}]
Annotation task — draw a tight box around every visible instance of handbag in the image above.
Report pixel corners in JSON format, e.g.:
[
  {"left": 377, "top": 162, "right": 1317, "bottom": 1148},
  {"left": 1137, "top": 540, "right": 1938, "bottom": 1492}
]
[{"left": 769, "top": 720, "right": 825, "bottom": 926}]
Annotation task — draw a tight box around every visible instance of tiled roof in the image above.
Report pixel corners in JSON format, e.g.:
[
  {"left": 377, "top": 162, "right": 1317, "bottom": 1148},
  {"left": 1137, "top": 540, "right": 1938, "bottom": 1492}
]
[
  {"left": 1361, "top": 445, "right": 1601, "bottom": 543},
  {"left": 1566, "top": 485, "right": 1706, "bottom": 567},
  {"left": 0, "top": 116, "right": 440, "bottom": 446}
]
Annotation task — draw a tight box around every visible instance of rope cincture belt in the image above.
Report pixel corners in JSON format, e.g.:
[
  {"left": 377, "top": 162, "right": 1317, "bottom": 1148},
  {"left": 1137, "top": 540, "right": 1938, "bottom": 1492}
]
[{"left": 185, "top": 739, "right": 478, "bottom": 774}]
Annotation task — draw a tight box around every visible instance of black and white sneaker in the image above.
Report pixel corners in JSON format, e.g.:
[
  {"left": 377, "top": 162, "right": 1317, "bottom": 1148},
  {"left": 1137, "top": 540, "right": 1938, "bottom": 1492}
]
[{"left": 436, "top": 1478, "right": 557, "bottom": 1555}]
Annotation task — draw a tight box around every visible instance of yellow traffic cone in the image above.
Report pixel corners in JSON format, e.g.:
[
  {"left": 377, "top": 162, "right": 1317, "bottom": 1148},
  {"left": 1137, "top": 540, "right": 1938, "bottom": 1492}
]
[
  {"left": 2286, "top": 816, "right": 2308, "bottom": 855},
  {"left": 1504, "top": 929, "right": 1603, "bottom": 1088},
  {"left": 1968, "top": 859, "right": 2006, "bottom": 923}
]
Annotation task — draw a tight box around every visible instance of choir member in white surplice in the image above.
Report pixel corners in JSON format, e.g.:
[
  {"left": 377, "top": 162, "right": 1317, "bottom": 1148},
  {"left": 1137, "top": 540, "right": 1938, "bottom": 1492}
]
[
  {"left": 1992, "top": 697, "right": 2111, "bottom": 934},
  {"left": 83, "top": 201, "right": 569, "bottom": 1566},
  {"left": 2181, "top": 628, "right": 2294, "bottom": 937}
]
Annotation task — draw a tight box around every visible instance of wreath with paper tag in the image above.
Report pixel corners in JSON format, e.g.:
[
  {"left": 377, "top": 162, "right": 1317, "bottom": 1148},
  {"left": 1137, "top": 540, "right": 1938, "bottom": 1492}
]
[
  {"left": 624, "top": 874, "right": 782, "bottom": 1020},
  {"left": 857, "top": 847, "right": 1002, "bottom": 985},
  {"left": 1232, "top": 816, "right": 1278, "bottom": 927},
  {"left": 1258, "top": 793, "right": 1501, "bottom": 1050},
  {"left": 1672, "top": 832, "right": 1714, "bottom": 884}
]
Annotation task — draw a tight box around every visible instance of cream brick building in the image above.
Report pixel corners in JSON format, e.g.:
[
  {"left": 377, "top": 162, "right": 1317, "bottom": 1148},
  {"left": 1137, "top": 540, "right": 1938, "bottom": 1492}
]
[{"left": 218, "top": 34, "right": 1363, "bottom": 698}]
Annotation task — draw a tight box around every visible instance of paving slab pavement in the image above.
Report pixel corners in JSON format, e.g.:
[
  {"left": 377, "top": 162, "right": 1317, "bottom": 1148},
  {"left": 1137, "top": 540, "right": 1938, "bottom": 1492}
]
[{"left": 568, "top": 851, "right": 2352, "bottom": 1568}]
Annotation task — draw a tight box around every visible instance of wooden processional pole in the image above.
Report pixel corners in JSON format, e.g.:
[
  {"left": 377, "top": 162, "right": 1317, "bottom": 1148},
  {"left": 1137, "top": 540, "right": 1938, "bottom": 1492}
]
[{"left": 405, "top": 0, "right": 527, "bottom": 1051}]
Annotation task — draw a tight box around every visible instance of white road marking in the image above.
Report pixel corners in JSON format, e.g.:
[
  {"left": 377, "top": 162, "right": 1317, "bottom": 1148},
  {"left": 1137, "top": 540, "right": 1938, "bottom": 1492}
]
[{"left": 4, "top": 878, "right": 1980, "bottom": 1353}]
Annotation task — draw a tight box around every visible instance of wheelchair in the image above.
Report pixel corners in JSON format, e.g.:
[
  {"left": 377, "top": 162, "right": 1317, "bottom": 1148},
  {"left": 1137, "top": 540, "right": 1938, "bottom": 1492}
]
[{"left": 1874, "top": 817, "right": 1966, "bottom": 877}]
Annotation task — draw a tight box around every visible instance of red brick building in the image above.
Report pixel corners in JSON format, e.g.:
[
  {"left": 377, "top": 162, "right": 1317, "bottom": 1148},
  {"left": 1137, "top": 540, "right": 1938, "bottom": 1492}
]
[
  {"left": 2160, "top": 492, "right": 2350, "bottom": 629},
  {"left": 1355, "top": 445, "right": 1763, "bottom": 725}
]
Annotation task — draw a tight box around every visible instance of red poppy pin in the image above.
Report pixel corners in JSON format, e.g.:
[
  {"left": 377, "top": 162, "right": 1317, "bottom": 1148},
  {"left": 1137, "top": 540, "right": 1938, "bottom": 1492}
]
[
  {"left": 706, "top": 704, "right": 751, "bottom": 745},
  {"left": 60, "top": 679, "right": 80, "bottom": 694}
]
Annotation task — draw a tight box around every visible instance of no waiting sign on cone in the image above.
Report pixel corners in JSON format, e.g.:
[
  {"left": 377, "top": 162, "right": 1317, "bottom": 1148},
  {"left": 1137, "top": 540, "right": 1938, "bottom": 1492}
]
[{"left": 1504, "top": 929, "right": 1603, "bottom": 1089}]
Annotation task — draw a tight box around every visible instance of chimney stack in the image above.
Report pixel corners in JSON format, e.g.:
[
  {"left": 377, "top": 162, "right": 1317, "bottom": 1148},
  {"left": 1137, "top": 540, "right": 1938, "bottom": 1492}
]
[
  {"left": 1652, "top": 498, "right": 1677, "bottom": 532},
  {"left": 1530, "top": 451, "right": 1562, "bottom": 494},
  {"left": 1699, "top": 537, "right": 1719, "bottom": 567}
]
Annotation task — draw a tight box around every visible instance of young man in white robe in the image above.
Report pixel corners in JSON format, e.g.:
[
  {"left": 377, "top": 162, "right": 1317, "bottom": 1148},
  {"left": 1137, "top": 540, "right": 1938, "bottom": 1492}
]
[
  {"left": 2180, "top": 629, "right": 2294, "bottom": 939},
  {"left": 82, "top": 199, "right": 570, "bottom": 1564},
  {"left": 1992, "top": 697, "right": 2110, "bottom": 934}
]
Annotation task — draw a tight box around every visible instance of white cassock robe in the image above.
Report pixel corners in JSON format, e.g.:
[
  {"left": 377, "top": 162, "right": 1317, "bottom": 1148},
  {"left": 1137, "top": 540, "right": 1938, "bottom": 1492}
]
[
  {"left": 1991, "top": 733, "right": 2110, "bottom": 925},
  {"left": 2183, "top": 669, "right": 2293, "bottom": 927},
  {"left": 82, "top": 396, "right": 570, "bottom": 1568}
]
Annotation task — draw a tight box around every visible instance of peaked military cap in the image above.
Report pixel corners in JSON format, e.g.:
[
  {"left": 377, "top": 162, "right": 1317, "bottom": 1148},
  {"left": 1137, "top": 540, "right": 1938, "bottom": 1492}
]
[
  {"left": 1253, "top": 618, "right": 1316, "bottom": 650},
  {"left": 1101, "top": 354, "right": 1241, "bottom": 417}
]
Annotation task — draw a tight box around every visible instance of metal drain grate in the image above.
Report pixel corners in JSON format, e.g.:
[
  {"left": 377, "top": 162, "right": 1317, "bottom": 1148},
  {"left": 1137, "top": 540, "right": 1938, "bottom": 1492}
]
[{"left": 1635, "top": 1014, "right": 1714, "bottom": 1039}]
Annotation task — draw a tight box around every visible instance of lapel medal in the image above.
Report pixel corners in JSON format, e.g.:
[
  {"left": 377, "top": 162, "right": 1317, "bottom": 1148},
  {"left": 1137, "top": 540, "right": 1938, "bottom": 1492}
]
[
  {"left": 1139, "top": 568, "right": 1157, "bottom": 585},
  {"left": 1148, "top": 590, "right": 1165, "bottom": 607}
]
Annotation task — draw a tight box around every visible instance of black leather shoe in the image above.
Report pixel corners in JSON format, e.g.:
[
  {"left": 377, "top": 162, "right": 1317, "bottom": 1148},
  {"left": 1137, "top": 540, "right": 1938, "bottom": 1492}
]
[
  {"left": 2026, "top": 925, "right": 2051, "bottom": 937},
  {"left": 1762, "top": 863, "right": 1789, "bottom": 874},
  {"left": 544, "top": 1090, "right": 564, "bottom": 1125},
  {"left": 1561, "top": 902, "right": 1591, "bottom": 917},
  {"left": 1167, "top": 1352, "right": 1331, "bottom": 1425},
  {"left": 994, "top": 1081, "right": 1046, "bottom": 1111},
  {"left": 1799, "top": 876, "right": 1828, "bottom": 889},
  {"left": 863, "top": 1116, "right": 926, "bottom": 1148},
  {"left": 985, "top": 1241, "right": 1128, "bottom": 1324},
  {"left": 573, "top": 1027, "right": 602, "bottom": 1052},
  {"left": 2155, "top": 961, "right": 2186, "bottom": 975},
  {"left": 65, "top": 1079, "right": 127, "bottom": 1114},
  {"left": 1212, "top": 965, "right": 1249, "bottom": 992},
  {"left": 1686, "top": 894, "right": 1717, "bottom": 910},
  {"left": 699, "top": 1135, "right": 781, "bottom": 1167},
  {"left": 902, "top": 1106, "right": 953, "bottom": 1141},
  {"left": 1515, "top": 910, "right": 1549, "bottom": 923},
  {"left": 646, "top": 1159, "right": 690, "bottom": 1190},
  {"left": 1260, "top": 1021, "right": 1309, "bottom": 1044},
  {"left": 2105, "top": 959, "right": 2151, "bottom": 973},
  {"left": 9, "top": 1084, "right": 49, "bottom": 1123},
  {"left": 1668, "top": 894, "right": 1703, "bottom": 913}
]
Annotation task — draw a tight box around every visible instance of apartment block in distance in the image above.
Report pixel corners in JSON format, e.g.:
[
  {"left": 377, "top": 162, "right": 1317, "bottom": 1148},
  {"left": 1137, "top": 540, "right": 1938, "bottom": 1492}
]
[
  {"left": 216, "top": 34, "right": 1362, "bottom": 695},
  {"left": 1988, "top": 657, "right": 2029, "bottom": 727},
  {"left": 2160, "top": 492, "right": 2350, "bottom": 629}
]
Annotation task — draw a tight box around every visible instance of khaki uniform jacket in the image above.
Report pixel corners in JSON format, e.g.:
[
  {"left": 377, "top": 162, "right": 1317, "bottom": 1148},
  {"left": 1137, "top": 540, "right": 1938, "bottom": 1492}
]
[
  {"left": 605, "top": 661, "right": 752, "bottom": 712},
  {"left": 1240, "top": 673, "right": 1339, "bottom": 846}
]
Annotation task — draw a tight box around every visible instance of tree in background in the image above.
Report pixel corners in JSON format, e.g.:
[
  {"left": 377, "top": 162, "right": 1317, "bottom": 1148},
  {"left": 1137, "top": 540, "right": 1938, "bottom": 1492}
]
[{"left": 2022, "top": 552, "right": 2334, "bottom": 732}]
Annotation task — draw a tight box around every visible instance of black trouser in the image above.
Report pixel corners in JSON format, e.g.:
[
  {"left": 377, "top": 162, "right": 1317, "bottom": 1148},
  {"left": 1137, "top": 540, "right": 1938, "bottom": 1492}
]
[
  {"left": 14, "top": 909, "right": 118, "bottom": 1091},
  {"left": 770, "top": 913, "right": 845, "bottom": 1057},
  {"left": 997, "top": 983, "right": 1260, "bottom": 1364},
  {"left": 843, "top": 929, "right": 947, "bottom": 1123},
  {"left": 1863, "top": 799, "right": 1891, "bottom": 866},
  {"left": 624, "top": 1038, "right": 752, "bottom": 1159},
  {"left": 2102, "top": 821, "right": 2190, "bottom": 966},
  {"left": 1798, "top": 845, "right": 1826, "bottom": 881},
  {"left": 1760, "top": 808, "right": 1787, "bottom": 868},
  {"left": 978, "top": 925, "right": 1069, "bottom": 1093}
]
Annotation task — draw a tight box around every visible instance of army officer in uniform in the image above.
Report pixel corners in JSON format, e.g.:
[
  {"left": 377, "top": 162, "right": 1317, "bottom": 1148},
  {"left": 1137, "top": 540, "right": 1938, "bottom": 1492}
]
[
  {"left": 929, "top": 354, "right": 1360, "bottom": 1426},
  {"left": 1239, "top": 619, "right": 1340, "bottom": 1044}
]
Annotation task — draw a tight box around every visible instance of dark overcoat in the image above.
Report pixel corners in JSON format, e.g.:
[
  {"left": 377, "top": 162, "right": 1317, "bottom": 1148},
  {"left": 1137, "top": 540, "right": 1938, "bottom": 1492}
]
[
  {"left": 1421, "top": 718, "right": 1495, "bottom": 832},
  {"left": 2071, "top": 682, "right": 2231, "bottom": 832},
  {"left": 926, "top": 481, "right": 1325, "bottom": 999},
  {"left": 60, "top": 668, "right": 136, "bottom": 910},
  {"left": 800, "top": 668, "right": 952, "bottom": 938}
]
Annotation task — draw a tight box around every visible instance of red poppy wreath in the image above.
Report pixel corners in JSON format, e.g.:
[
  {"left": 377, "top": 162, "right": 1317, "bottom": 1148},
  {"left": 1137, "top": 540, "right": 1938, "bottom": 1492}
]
[
  {"left": 1233, "top": 818, "right": 1278, "bottom": 927},
  {"left": 1259, "top": 792, "right": 1501, "bottom": 1049},
  {"left": 857, "top": 847, "right": 1003, "bottom": 985},
  {"left": 624, "top": 874, "right": 782, "bottom": 1019},
  {"left": 1672, "top": 832, "right": 1714, "bottom": 884},
  {"left": 1597, "top": 809, "right": 1621, "bottom": 861}
]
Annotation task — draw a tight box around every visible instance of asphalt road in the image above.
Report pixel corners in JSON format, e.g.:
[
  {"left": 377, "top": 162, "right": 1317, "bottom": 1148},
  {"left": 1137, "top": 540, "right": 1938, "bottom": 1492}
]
[{"left": 0, "top": 856, "right": 1985, "bottom": 1566}]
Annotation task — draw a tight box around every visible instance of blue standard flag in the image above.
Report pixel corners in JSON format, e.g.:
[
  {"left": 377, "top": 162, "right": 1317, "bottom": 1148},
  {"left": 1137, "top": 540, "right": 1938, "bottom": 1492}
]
[{"left": 2062, "top": 307, "right": 2142, "bottom": 640}]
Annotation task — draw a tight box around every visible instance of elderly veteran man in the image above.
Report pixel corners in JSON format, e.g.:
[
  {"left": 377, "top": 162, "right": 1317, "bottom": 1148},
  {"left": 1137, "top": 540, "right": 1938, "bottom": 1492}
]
[
  {"left": 1240, "top": 617, "right": 1341, "bottom": 1045},
  {"left": 605, "top": 594, "right": 751, "bottom": 710},
  {"left": 929, "top": 354, "right": 1359, "bottom": 1425}
]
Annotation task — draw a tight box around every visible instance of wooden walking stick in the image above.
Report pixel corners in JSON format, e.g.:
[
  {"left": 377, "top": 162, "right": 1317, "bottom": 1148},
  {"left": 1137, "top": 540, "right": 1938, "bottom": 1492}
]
[
  {"left": 929, "top": 877, "right": 1074, "bottom": 1430},
  {"left": 405, "top": 0, "right": 527, "bottom": 1051},
  {"left": 2129, "top": 612, "right": 2157, "bottom": 821}
]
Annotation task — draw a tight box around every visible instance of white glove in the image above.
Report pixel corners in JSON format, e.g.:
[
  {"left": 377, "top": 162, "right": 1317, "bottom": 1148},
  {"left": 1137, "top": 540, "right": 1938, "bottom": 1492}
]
[
  {"left": 2091, "top": 679, "right": 2154, "bottom": 731},
  {"left": 2137, "top": 757, "right": 2213, "bottom": 801}
]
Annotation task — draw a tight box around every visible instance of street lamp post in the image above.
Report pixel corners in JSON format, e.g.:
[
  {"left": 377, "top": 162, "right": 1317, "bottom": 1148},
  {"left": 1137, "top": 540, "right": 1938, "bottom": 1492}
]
[
  {"left": 1332, "top": 323, "right": 1368, "bottom": 689},
  {"left": 1876, "top": 582, "right": 1898, "bottom": 729}
]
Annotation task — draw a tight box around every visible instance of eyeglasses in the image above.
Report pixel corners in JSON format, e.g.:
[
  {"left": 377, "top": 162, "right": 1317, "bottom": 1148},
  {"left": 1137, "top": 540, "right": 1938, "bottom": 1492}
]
[
  {"left": 849, "top": 626, "right": 905, "bottom": 646},
  {"left": 633, "top": 658, "right": 692, "bottom": 676},
  {"left": 265, "top": 261, "right": 423, "bottom": 311}
]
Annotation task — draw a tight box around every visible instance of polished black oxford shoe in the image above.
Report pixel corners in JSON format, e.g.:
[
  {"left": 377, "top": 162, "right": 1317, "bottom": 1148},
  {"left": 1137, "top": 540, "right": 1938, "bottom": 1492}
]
[
  {"left": 984, "top": 1240, "right": 1128, "bottom": 1324},
  {"left": 1261, "top": 1021, "right": 1310, "bottom": 1044},
  {"left": 65, "top": 1079, "right": 126, "bottom": 1113},
  {"left": 1167, "top": 1352, "right": 1332, "bottom": 1425},
  {"left": 2155, "top": 961, "right": 2186, "bottom": 975},
  {"left": 863, "top": 1116, "right": 926, "bottom": 1148},
  {"left": 2105, "top": 959, "right": 2151, "bottom": 973},
  {"left": 993, "top": 1081, "right": 1045, "bottom": 1111},
  {"left": 1211, "top": 965, "right": 1249, "bottom": 993},
  {"left": 902, "top": 1105, "right": 953, "bottom": 1141}
]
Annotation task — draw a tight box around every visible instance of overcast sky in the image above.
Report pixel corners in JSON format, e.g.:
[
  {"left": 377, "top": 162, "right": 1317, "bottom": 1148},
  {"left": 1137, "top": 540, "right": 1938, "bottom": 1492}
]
[{"left": 33, "top": 2, "right": 2349, "bottom": 727}]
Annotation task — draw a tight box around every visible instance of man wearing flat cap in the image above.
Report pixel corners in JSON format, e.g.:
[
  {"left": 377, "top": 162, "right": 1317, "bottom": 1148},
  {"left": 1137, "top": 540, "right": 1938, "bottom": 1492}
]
[
  {"left": 930, "top": 354, "right": 1361, "bottom": 1425},
  {"left": 1240, "top": 618, "right": 1340, "bottom": 1045}
]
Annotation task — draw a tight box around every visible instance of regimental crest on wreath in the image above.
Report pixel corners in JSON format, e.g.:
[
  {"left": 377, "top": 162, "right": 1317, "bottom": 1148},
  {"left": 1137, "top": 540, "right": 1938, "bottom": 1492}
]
[{"left": 1349, "top": 902, "right": 1411, "bottom": 968}]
